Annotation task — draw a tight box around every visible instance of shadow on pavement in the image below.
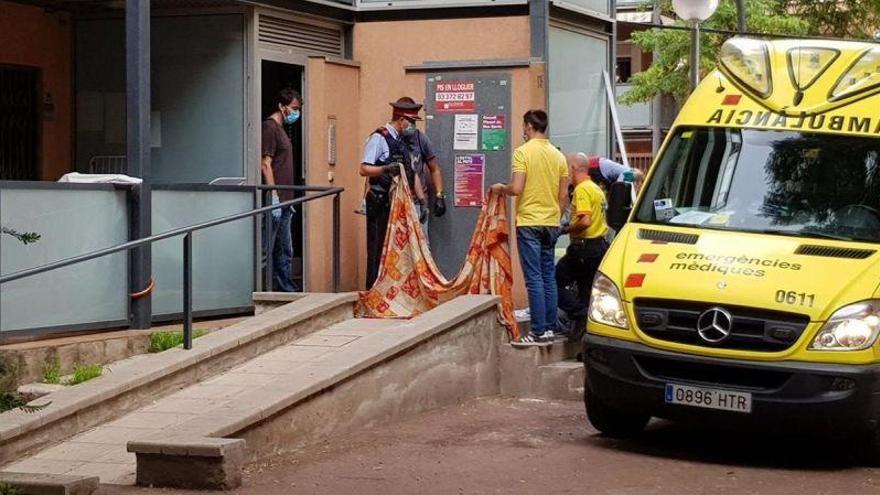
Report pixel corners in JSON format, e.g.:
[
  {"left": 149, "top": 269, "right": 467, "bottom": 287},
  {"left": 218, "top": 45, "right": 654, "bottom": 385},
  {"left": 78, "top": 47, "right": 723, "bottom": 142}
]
[{"left": 584, "top": 418, "right": 864, "bottom": 471}]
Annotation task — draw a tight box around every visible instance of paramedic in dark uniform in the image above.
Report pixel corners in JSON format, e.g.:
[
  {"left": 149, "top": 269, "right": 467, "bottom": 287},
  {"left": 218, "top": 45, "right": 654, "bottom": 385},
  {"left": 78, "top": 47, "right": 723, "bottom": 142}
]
[{"left": 360, "top": 97, "right": 423, "bottom": 289}]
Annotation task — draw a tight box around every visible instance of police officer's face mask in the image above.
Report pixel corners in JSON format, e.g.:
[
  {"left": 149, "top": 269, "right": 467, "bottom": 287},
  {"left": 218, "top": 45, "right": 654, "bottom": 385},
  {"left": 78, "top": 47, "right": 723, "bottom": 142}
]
[{"left": 403, "top": 122, "right": 417, "bottom": 139}]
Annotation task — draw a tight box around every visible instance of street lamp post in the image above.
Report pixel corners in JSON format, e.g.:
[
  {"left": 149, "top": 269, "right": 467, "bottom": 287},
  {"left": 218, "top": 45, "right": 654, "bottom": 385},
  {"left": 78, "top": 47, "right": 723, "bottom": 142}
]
[{"left": 672, "top": 0, "right": 720, "bottom": 91}]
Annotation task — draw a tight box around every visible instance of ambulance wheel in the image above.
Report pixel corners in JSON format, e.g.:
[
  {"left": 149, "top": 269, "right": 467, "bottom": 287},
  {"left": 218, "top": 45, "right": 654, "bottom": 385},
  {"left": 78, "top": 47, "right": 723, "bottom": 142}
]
[
  {"left": 585, "top": 389, "right": 649, "bottom": 438},
  {"left": 861, "top": 424, "right": 880, "bottom": 467}
]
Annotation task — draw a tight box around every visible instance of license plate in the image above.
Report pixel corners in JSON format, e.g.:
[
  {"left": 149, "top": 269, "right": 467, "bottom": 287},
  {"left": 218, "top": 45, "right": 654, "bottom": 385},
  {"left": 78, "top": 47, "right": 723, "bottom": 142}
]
[{"left": 665, "top": 383, "right": 752, "bottom": 414}]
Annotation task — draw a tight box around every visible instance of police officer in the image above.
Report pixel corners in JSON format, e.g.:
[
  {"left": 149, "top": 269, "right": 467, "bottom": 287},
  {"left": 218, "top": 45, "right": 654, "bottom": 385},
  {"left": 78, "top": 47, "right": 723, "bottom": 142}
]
[
  {"left": 395, "top": 97, "right": 447, "bottom": 241},
  {"left": 360, "top": 97, "right": 424, "bottom": 289}
]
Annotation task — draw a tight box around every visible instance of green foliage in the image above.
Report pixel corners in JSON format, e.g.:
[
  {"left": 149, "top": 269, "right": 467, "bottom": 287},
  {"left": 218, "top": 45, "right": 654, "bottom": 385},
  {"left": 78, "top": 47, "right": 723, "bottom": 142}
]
[
  {"left": 622, "top": 0, "right": 880, "bottom": 104},
  {"left": 148, "top": 329, "right": 207, "bottom": 353},
  {"left": 42, "top": 356, "right": 62, "bottom": 385},
  {"left": 69, "top": 364, "right": 103, "bottom": 385},
  {"left": 0, "top": 482, "right": 25, "bottom": 495},
  {"left": 0, "top": 392, "right": 49, "bottom": 414},
  {"left": 0, "top": 393, "right": 25, "bottom": 413},
  {"left": 0, "top": 226, "right": 40, "bottom": 245}
]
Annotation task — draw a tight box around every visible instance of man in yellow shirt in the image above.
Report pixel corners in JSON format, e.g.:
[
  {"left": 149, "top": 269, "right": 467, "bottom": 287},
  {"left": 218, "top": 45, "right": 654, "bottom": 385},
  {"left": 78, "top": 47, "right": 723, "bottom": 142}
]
[
  {"left": 491, "top": 110, "right": 569, "bottom": 343},
  {"left": 557, "top": 153, "right": 610, "bottom": 339}
]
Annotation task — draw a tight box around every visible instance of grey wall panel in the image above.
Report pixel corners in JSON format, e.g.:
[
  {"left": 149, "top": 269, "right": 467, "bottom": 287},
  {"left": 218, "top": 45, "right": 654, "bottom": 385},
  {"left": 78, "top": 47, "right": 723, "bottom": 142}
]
[{"left": 426, "top": 72, "right": 512, "bottom": 278}]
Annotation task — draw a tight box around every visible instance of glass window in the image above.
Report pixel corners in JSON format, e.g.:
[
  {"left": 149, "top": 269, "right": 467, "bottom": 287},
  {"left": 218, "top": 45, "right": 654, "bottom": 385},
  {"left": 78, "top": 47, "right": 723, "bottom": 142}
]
[
  {"left": 549, "top": 26, "right": 609, "bottom": 156},
  {"left": 616, "top": 57, "right": 632, "bottom": 83},
  {"left": 637, "top": 127, "right": 880, "bottom": 243},
  {"left": 75, "top": 15, "right": 245, "bottom": 184}
]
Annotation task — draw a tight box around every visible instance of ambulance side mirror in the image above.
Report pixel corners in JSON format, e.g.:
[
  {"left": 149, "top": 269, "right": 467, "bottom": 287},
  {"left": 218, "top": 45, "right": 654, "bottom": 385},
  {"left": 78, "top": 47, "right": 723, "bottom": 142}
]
[{"left": 607, "top": 181, "right": 632, "bottom": 232}]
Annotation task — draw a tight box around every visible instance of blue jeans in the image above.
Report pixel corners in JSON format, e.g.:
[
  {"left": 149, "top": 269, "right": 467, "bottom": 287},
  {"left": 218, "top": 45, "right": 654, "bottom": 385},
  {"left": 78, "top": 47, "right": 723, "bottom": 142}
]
[
  {"left": 265, "top": 207, "right": 298, "bottom": 292},
  {"left": 517, "top": 226, "right": 560, "bottom": 335}
]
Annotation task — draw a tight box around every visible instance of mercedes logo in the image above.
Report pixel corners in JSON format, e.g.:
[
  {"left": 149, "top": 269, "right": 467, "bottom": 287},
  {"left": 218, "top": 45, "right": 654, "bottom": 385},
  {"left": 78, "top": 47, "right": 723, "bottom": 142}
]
[{"left": 696, "top": 307, "right": 733, "bottom": 343}]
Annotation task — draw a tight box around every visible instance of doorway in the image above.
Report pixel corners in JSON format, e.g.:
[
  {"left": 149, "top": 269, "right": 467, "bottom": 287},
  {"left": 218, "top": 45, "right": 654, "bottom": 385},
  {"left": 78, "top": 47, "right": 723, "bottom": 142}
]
[
  {"left": 0, "top": 65, "right": 40, "bottom": 180},
  {"left": 260, "top": 60, "right": 305, "bottom": 291}
]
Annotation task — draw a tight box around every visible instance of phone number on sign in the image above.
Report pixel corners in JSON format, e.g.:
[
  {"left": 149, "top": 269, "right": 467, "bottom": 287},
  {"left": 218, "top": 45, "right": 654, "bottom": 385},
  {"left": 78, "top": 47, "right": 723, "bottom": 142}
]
[{"left": 436, "top": 92, "right": 475, "bottom": 102}]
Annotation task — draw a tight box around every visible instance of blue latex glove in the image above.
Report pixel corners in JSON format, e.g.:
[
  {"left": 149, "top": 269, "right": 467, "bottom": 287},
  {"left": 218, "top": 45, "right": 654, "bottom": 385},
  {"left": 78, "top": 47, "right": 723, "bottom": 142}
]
[{"left": 271, "top": 194, "right": 281, "bottom": 221}]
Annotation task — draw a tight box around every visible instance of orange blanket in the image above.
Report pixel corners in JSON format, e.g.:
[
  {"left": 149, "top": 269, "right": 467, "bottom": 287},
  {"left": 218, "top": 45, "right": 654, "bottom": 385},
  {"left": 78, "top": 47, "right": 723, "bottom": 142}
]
[{"left": 355, "top": 172, "right": 520, "bottom": 340}]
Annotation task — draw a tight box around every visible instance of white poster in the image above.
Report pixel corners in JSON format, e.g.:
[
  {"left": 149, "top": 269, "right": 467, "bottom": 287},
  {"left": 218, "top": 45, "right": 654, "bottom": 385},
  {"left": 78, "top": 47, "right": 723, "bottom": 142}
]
[{"left": 453, "top": 114, "right": 479, "bottom": 150}]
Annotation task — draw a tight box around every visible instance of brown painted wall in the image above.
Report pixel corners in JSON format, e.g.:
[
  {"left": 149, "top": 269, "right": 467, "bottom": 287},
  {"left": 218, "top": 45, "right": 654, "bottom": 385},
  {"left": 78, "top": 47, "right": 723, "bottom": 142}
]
[
  {"left": 0, "top": 1, "right": 72, "bottom": 181},
  {"left": 348, "top": 16, "right": 542, "bottom": 306}
]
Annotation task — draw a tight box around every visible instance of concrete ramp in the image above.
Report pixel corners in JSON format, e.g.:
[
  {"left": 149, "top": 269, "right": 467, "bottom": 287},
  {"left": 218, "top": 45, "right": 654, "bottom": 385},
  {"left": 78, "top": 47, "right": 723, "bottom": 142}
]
[{"left": 2, "top": 295, "right": 504, "bottom": 489}]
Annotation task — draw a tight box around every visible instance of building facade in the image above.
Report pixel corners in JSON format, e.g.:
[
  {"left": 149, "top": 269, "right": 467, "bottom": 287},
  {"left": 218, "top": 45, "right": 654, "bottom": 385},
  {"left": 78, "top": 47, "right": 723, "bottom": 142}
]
[{"left": 0, "top": 0, "right": 616, "bottom": 339}]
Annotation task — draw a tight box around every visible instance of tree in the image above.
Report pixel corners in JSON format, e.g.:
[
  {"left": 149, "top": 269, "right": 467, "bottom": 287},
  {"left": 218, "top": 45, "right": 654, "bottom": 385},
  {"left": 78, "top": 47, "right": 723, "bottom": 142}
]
[{"left": 621, "top": 0, "right": 880, "bottom": 104}]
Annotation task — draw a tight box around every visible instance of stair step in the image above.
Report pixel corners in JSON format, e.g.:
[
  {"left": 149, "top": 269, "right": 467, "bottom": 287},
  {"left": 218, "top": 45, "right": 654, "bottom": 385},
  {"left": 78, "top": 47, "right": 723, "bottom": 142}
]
[
  {"left": 537, "top": 360, "right": 585, "bottom": 401},
  {"left": 540, "top": 360, "right": 583, "bottom": 370}
]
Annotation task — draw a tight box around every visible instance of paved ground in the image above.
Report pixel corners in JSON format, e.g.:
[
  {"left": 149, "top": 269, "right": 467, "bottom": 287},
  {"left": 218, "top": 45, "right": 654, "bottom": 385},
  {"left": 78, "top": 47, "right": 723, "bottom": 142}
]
[
  {"left": 4, "top": 319, "right": 401, "bottom": 485},
  {"left": 97, "top": 397, "right": 880, "bottom": 495}
]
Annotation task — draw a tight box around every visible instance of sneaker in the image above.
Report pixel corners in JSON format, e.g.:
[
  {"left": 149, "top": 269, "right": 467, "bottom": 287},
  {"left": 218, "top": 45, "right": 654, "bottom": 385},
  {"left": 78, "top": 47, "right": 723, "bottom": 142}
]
[
  {"left": 541, "top": 330, "right": 567, "bottom": 343},
  {"left": 511, "top": 333, "right": 550, "bottom": 347}
]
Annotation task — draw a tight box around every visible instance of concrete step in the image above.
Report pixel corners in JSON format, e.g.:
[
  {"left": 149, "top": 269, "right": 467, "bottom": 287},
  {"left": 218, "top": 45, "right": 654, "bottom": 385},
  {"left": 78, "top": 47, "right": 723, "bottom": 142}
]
[
  {"left": 0, "top": 293, "right": 356, "bottom": 471},
  {"left": 500, "top": 335, "right": 583, "bottom": 400},
  {"left": 536, "top": 360, "right": 585, "bottom": 402}
]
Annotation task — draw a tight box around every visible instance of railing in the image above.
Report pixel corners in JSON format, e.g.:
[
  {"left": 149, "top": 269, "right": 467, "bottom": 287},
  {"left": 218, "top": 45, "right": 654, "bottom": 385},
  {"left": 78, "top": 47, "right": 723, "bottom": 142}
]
[
  {"left": 0, "top": 185, "right": 343, "bottom": 349},
  {"left": 88, "top": 156, "right": 127, "bottom": 175},
  {"left": 615, "top": 152, "right": 653, "bottom": 172}
]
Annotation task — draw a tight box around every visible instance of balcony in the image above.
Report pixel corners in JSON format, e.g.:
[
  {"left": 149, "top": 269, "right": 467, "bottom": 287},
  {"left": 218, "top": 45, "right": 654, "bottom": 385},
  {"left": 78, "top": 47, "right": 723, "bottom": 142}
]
[{"left": 616, "top": 83, "right": 676, "bottom": 130}]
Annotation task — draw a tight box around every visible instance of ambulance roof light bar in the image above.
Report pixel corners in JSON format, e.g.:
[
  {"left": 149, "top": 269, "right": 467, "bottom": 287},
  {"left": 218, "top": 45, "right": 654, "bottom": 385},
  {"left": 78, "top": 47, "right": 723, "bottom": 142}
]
[
  {"left": 830, "top": 46, "right": 880, "bottom": 102},
  {"left": 719, "top": 38, "right": 773, "bottom": 98}
]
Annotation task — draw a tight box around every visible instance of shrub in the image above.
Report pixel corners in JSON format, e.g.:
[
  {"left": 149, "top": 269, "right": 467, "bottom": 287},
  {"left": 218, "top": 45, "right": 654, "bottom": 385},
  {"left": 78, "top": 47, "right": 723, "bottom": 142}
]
[
  {"left": 0, "top": 482, "right": 25, "bottom": 495},
  {"left": 42, "top": 356, "right": 62, "bottom": 384},
  {"left": 68, "top": 365, "right": 103, "bottom": 385},
  {"left": 149, "top": 329, "right": 207, "bottom": 353}
]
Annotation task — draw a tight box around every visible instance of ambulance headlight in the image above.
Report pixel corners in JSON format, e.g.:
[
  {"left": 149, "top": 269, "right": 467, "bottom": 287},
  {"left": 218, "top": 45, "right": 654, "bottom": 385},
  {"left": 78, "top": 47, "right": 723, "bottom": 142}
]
[
  {"left": 810, "top": 301, "right": 880, "bottom": 351},
  {"left": 589, "top": 273, "right": 629, "bottom": 329},
  {"left": 831, "top": 47, "right": 880, "bottom": 101},
  {"left": 720, "top": 38, "right": 772, "bottom": 98}
]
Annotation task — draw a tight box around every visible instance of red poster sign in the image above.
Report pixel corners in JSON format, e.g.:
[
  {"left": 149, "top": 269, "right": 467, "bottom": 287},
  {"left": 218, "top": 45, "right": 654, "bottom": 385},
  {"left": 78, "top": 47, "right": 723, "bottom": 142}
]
[
  {"left": 435, "top": 81, "right": 476, "bottom": 113},
  {"left": 454, "top": 154, "right": 485, "bottom": 207}
]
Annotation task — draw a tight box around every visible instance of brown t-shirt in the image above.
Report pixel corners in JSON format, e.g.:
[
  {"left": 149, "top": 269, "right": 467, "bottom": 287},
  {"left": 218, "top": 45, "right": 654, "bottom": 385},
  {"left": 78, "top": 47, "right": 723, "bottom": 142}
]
[{"left": 262, "top": 118, "right": 294, "bottom": 201}]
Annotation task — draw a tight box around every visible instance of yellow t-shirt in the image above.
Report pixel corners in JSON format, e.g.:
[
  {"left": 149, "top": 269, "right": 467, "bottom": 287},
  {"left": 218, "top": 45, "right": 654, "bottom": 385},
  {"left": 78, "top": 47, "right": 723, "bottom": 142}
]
[
  {"left": 511, "top": 139, "right": 569, "bottom": 227},
  {"left": 570, "top": 179, "right": 608, "bottom": 239}
]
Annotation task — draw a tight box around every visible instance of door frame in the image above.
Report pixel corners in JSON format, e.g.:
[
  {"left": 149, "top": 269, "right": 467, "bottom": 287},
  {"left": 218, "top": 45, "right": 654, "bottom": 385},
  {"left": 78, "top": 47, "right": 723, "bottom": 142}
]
[{"left": 249, "top": 9, "right": 312, "bottom": 292}]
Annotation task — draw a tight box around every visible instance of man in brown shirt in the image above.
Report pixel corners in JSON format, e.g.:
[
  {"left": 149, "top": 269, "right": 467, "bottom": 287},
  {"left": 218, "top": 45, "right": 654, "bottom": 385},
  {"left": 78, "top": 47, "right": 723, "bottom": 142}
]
[{"left": 261, "top": 87, "right": 302, "bottom": 292}]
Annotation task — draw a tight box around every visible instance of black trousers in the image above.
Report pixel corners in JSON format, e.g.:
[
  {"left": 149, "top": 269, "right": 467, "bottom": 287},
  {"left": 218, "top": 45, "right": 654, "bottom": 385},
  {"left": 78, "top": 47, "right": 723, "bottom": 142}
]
[
  {"left": 556, "top": 238, "right": 608, "bottom": 318},
  {"left": 365, "top": 191, "right": 391, "bottom": 289}
]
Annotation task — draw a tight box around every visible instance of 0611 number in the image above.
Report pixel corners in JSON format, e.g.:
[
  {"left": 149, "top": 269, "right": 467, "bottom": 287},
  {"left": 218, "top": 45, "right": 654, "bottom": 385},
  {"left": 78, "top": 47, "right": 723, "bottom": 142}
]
[{"left": 775, "top": 290, "right": 815, "bottom": 307}]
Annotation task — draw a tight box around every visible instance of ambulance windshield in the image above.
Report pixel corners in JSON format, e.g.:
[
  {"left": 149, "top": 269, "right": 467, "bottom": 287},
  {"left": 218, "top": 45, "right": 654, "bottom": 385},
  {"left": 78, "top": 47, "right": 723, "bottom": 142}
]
[{"left": 636, "top": 127, "right": 880, "bottom": 243}]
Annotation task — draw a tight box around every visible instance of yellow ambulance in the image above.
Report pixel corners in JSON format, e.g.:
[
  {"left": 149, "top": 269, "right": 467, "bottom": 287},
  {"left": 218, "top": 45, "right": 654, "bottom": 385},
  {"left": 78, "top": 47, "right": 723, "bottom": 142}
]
[{"left": 585, "top": 37, "right": 880, "bottom": 458}]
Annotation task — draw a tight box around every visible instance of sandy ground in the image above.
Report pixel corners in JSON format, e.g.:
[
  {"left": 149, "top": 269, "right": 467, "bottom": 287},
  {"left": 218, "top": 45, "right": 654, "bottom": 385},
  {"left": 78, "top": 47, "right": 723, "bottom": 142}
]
[{"left": 98, "top": 397, "right": 880, "bottom": 495}]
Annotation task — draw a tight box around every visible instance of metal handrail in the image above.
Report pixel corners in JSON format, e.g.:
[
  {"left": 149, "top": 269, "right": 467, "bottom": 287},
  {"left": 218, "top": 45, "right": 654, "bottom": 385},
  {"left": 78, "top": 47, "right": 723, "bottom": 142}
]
[{"left": 0, "top": 185, "right": 344, "bottom": 349}]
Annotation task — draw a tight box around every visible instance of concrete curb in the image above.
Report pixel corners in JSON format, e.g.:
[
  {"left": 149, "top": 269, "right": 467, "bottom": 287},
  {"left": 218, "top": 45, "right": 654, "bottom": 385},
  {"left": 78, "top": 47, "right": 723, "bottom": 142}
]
[
  {"left": 129, "top": 438, "right": 246, "bottom": 490},
  {"left": 0, "top": 472, "right": 99, "bottom": 495},
  {"left": 0, "top": 293, "right": 356, "bottom": 466}
]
